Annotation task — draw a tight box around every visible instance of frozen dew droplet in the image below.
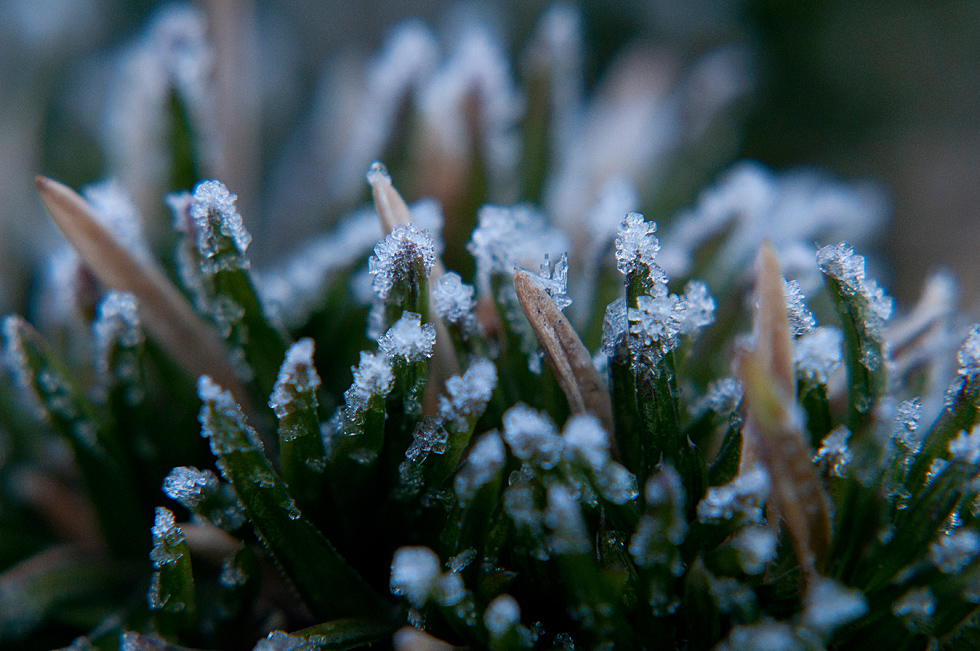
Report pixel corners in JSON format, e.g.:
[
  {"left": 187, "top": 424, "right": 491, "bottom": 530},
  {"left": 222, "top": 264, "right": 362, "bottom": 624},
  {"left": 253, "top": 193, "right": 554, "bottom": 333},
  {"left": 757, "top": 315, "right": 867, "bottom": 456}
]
[
  {"left": 191, "top": 180, "right": 251, "bottom": 274},
  {"left": 367, "top": 223, "right": 436, "bottom": 300},
  {"left": 803, "top": 577, "right": 867, "bottom": 634},
  {"left": 378, "top": 312, "right": 437, "bottom": 363},
  {"left": 485, "top": 594, "right": 521, "bottom": 638},
  {"left": 390, "top": 546, "right": 441, "bottom": 608}
]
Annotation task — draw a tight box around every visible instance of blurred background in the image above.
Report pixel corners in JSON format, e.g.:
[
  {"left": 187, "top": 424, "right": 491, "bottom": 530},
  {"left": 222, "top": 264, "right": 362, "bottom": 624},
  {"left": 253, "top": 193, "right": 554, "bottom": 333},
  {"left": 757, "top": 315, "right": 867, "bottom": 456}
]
[{"left": 1, "top": 0, "right": 978, "bottom": 316}]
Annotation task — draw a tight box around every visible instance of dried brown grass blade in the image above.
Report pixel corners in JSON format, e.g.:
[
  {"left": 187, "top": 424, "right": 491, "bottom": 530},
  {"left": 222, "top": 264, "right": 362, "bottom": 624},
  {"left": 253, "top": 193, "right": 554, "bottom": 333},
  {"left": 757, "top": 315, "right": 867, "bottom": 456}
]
[
  {"left": 514, "top": 268, "right": 615, "bottom": 438},
  {"left": 738, "top": 242, "right": 831, "bottom": 580},
  {"left": 34, "top": 176, "right": 250, "bottom": 408}
]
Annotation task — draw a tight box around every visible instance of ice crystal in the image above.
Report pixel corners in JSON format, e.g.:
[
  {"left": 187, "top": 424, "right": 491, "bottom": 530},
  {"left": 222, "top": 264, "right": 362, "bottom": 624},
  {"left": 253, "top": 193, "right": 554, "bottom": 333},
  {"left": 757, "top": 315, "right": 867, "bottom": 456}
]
[
  {"left": 197, "top": 376, "right": 263, "bottom": 455},
  {"left": 628, "top": 294, "right": 685, "bottom": 366},
  {"left": 929, "top": 528, "right": 980, "bottom": 573},
  {"left": 485, "top": 594, "right": 521, "bottom": 638},
  {"left": 343, "top": 352, "right": 394, "bottom": 421},
  {"left": 783, "top": 279, "right": 815, "bottom": 337},
  {"left": 615, "top": 212, "right": 663, "bottom": 283},
  {"left": 697, "top": 466, "right": 770, "bottom": 524},
  {"left": 600, "top": 297, "right": 629, "bottom": 358},
  {"left": 268, "top": 339, "right": 320, "bottom": 420},
  {"left": 191, "top": 180, "right": 251, "bottom": 274},
  {"left": 813, "top": 426, "right": 852, "bottom": 478},
  {"left": 406, "top": 417, "right": 448, "bottom": 462},
  {"left": 149, "top": 506, "right": 184, "bottom": 568},
  {"left": 502, "top": 404, "right": 561, "bottom": 469},
  {"left": 733, "top": 526, "right": 778, "bottom": 575},
  {"left": 92, "top": 291, "right": 143, "bottom": 402},
  {"left": 892, "top": 398, "right": 923, "bottom": 452},
  {"left": 390, "top": 546, "right": 441, "bottom": 608},
  {"left": 958, "top": 325, "right": 980, "bottom": 378},
  {"left": 544, "top": 483, "right": 591, "bottom": 554},
  {"left": 367, "top": 224, "right": 436, "bottom": 300},
  {"left": 162, "top": 466, "right": 219, "bottom": 510},
  {"left": 803, "top": 578, "right": 867, "bottom": 634},
  {"left": 689, "top": 377, "right": 742, "bottom": 417},
  {"left": 431, "top": 272, "right": 475, "bottom": 325},
  {"left": 525, "top": 253, "right": 572, "bottom": 311},
  {"left": 794, "top": 326, "right": 843, "bottom": 384},
  {"left": 817, "top": 243, "right": 893, "bottom": 328},
  {"left": 438, "top": 358, "right": 497, "bottom": 430},
  {"left": 454, "top": 431, "right": 506, "bottom": 504},
  {"left": 679, "top": 280, "right": 716, "bottom": 334},
  {"left": 378, "top": 312, "right": 436, "bottom": 363},
  {"left": 948, "top": 425, "right": 980, "bottom": 465}
]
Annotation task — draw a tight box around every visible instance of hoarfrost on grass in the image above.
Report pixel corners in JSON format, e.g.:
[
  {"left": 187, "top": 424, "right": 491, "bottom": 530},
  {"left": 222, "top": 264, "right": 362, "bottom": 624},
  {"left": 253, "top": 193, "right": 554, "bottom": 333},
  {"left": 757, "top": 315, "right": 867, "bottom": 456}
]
[
  {"left": 803, "top": 577, "right": 867, "bottom": 634},
  {"left": 716, "top": 621, "right": 801, "bottom": 651},
  {"left": 438, "top": 358, "right": 497, "bottom": 429},
  {"left": 600, "top": 297, "right": 628, "bottom": 358},
  {"left": 733, "top": 526, "right": 778, "bottom": 575},
  {"left": 502, "top": 403, "right": 561, "bottom": 469},
  {"left": 431, "top": 271, "right": 475, "bottom": 324},
  {"left": 524, "top": 253, "right": 571, "bottom": 311},
  {"left": 948, "top": 425, "right": 980, "bottom": 465},
  {"left": 454, "top": 431, "right": 506, "bottom": 504},
  {"left": 198, "top": 375, "right": 263, "bottom": 455},
  {"left": 689, "top": 377, "right": 742, "bottom": 417},
  {"left": 268, "top": 338, "right": 320, "bottom": 420},
  {"left": 367, "top": 223, "right": 436, "bottom": 300},
  {"left": 817, "top": 243, "right": 894, "bottom": 329},
  {"left": 957, "top": 325, "right": 980, "bottom": 378},
  {"left": 378, "top": 312, "right": 436, "bottom": 363},
  {"left": 545, "top": 483, "right": 591, "bottom": 554},
  {"left": 191, "top": 180, "right": 251, "bottom": 274},
  {"left": 149, "top": 506, "right": 184, "bottom": 568},
  {"left": 892, "top": 587, "right": 936, "bottom": 631},
  {"left": 697, "top": 465, "right": 770, "bottom": 524},
  {"left": 783, "top": 279, "right": 815, "bottom": 337},
  {"left": 162, "top": 466, "right": 219, "bottom": 509},
  {"left": 485, "top": 594, "right": 521, "bottom": 638},
  {"left": 813, "top": 426, "right": 852, "bottom": 478},
  {"left": 628, "top": 294, "right": 685, "bottom": 365},
  {"left": 615, "top": 212, "right": 663, "bottom": 283},
  {"left": 929, "top": 528, "right": 980, "bottom": 573},
  {"left": 679, "top": 280, "right": 716, "bottom": 334}
]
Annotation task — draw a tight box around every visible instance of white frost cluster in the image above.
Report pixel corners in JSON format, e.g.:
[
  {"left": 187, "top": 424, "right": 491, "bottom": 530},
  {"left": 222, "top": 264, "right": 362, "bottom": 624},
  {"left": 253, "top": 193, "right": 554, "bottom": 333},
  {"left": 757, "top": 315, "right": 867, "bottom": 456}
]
[
  {"left": 716, "top": 622, "right": 801, "bottom": 651},
  {"left": 502, "top": 403, "right": 561, "bottom": 469},
  {"left": 377, "top": 312, "right": 437, "bottom": 363},
  {"left": 467, "top": 203, "right": 569, "bottom": 293},
  {"left": 162, "top": 466, "right": 219, "bottom": 510},
  {"left": 615, "top": 212, "right": 664, "bottom": 282},
  {"left": 545, "top": 483, "right": 591, "bottom": 554},
  {"left": 191, "top": 180, "right": 251, "bottom": 274},
  {"left": 794, "top": 326, "right": 843, "bottom": 384},
  {"left": 813, "top": 426, "right": 852, "bottom": 478},
  {"left": 784, "top": 279, "right": 815, "bottom": 338},
  {"left": 405, "top": 416, "right": 448, "bottom": 462},
  {"left": 367, "top": 224, "right": 436, "bottom": 300},
  {"left": 631, "top": 466, "right": 687, "bottom": 568},
  {"left": 431, "top": 272, "right": 475, "bottom": 325},
  {"left": 600, "top": 297, "right": 629, "bottom": 358},
  {"left": 803, "top": 578, "right": 867, "bottom": 634},
  {"left": 268, "top": 338, "right": 321, "bottom": 420},
  {"left": 689, "top": 377, "right": 742, "bottom": 417},
  {"left": 628, "top": 294, "right": 685, "bottom": 366},
  {"left": 344, "top": 352, "right": 394, "bottom": 421},
  {"left": 929, "top": 528, "right": 980, "bottom": 573},
  {"left": 197, "top": 376, "right": 263, "bottom": 455},
  {"left": 892, "top": 587, "right": 936, "bottom": 631},
  {"left": 389, "top": 546, "right": 466, "bottom": 610},
  {"left": 817, "top": 243, "right": 894, "bottom": 330},
  {"left": 92, "top": 291, "right": 144, "bottom": 402},
  {"left": 679, "top": 280, "right": 717, "bottom": 334},
  {"left": 892, "top": 398, "right": 923, "bottom": 453},
  {"left": 524, "top": 253, "right": 572, "bottom": 312},
  {"left": 733, "top": 526, "right": 778, "bottom": 575},
  {"left": 149, "top": 506, "right": 184, "bottom": 568},
  {"left": 438, "top": 358, "right": 497, "bottom": 431},
  {"left": 957, "top": 325, "right": 980, "bottom": 378},
  {"left": 948, "top": 425, "right": 980, "bottom": 465},
  {"left": 484, "top": 594, "right": 521, "bottom": 638},
  {"left": 697, "top": 465, "right": 770, "bottom": 524},
  {"left": 454, "top": 431, "right": 506, "bottom": 504},
  {"left": 562, "top": 414, "right": 638, "bottom": 504}
]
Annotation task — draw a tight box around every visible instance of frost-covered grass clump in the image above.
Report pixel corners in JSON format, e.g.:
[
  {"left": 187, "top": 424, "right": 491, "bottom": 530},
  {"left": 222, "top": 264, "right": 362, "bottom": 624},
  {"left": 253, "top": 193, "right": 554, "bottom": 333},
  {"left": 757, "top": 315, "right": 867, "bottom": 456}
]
[{"left": 2, "top": 4, "right": 980, "bottom": 651}]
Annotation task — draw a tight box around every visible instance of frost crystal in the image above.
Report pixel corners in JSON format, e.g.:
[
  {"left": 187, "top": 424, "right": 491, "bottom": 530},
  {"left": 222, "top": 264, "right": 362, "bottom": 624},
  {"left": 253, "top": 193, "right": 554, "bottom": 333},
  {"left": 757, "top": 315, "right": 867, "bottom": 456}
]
[
  {"left": 92, "top": 291, "right": 144, "bottom": 402},
  {"left": 431, "top": 272, "right": 475, "bottom": 324},
  {"left": 390, "top": 546, "right": 441, "bottom": 608},
  {"left": 628, "top": 294, "right": 685, "bottom": 366},
  {"left": 485, "top": 594, "right": 521, "bottom": 638},
  {"left": 162, "top": 466, "right": 219, "bottom": 510},
  {"left": 697, "top": 466, "right": 770, "bottom": 523},
  {"left": 454, "top": 431, "right": 506, "bottom": 504},
  {"left": 378, "top": 313, "right": 436, "bottom": 363},
  {"left": 83, "top": 179, "right": 152, "bottom": 264},
  {"left": 893, "top": 398, "right": 922, "bottom": 452},
  {"left": 948, "top": 425, "right": 980, "bottom": 464},
  {"left": 803, "top": 577, "right": 867, "bottom": 633},
  {"left": 813, "top": 426, "right": 852, "bottom": 478},
  {"left": 438, "top": 358, "right": 497, "bottom": 430},
  {"left": 615, "top": 212, "right": 663, "bottom": 283},
  {"left": 367, "top": 224, "right": 436, "bottom": 300},
  {"left": 600, "top": 297, "right": 629, "bottom": 358},
  {"left": 191, "top": 180, "right": 251, "bottom": 274},
  {"left": 562, "top": 413, "right": 611, "bottom": 471},
  {"left": 406, "top": 417, "right": 448, "bottom": 462},
  {"left": 733, "top": 526, "right": 778, "bottom": 575},
  {"left": 150, "top": 506, "right": 184, "bottom": 568},
  {"left": 689, "top": 377, "right": 742, "bottom": 417},
  {"left": 892, "top": 587, "right": 935, "bottom": 631},
  {"left": 794, "top": 326, "right": 843, "bottom": 384},
  {"left": 817, "top": 243, "right": 893, "bottom": 328},
  {"left": 344, "top": 351, "right": 394, "bottom": 421},
  {"left": 929, "top": 529, "right": 980, "bottom": 573},
  {"left": 957, "top": 325, "right": 980, "bottom": 378},
  {"left": 525, "top": 253, "right": 572, "bottom": 311},
  {"left": 268, "top": 339, "right": 320, "bottom": 420},
  {"left": 502, "top": 404, "right": 561, "bottom": 469},
  {"left": 197, "top": 376, "right": 263, "bottom": 455},
  {"left": 679, "top": 280, "right": 716, "bottom": 334},
  {"left": 545, "top": 483, "right": 591, "bottom": 554},
  {"left": 784, "top": 279, "right": 815, "bottom": 337}
]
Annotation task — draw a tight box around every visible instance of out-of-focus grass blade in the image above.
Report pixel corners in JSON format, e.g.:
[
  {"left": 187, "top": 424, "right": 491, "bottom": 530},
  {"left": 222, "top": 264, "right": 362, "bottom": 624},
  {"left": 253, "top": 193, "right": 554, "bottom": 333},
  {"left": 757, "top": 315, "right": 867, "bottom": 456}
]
[{"left": 197, "top": 376, "right": 387, "bottom": 620}]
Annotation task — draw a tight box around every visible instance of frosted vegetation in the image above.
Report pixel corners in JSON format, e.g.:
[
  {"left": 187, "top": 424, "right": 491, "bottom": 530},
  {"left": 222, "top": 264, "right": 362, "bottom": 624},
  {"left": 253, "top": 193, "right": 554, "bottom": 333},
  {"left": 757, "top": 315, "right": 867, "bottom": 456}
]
[{"left": 1, "top": 3, "right": 980, "bottom": 651}]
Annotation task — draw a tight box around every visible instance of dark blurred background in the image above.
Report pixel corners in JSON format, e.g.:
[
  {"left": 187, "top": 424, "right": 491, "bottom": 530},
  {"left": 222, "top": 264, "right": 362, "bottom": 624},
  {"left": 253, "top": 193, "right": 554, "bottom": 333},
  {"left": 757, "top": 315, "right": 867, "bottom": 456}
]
[{"left": 2, "top": 0, "right": 978, "bottom": 312}]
